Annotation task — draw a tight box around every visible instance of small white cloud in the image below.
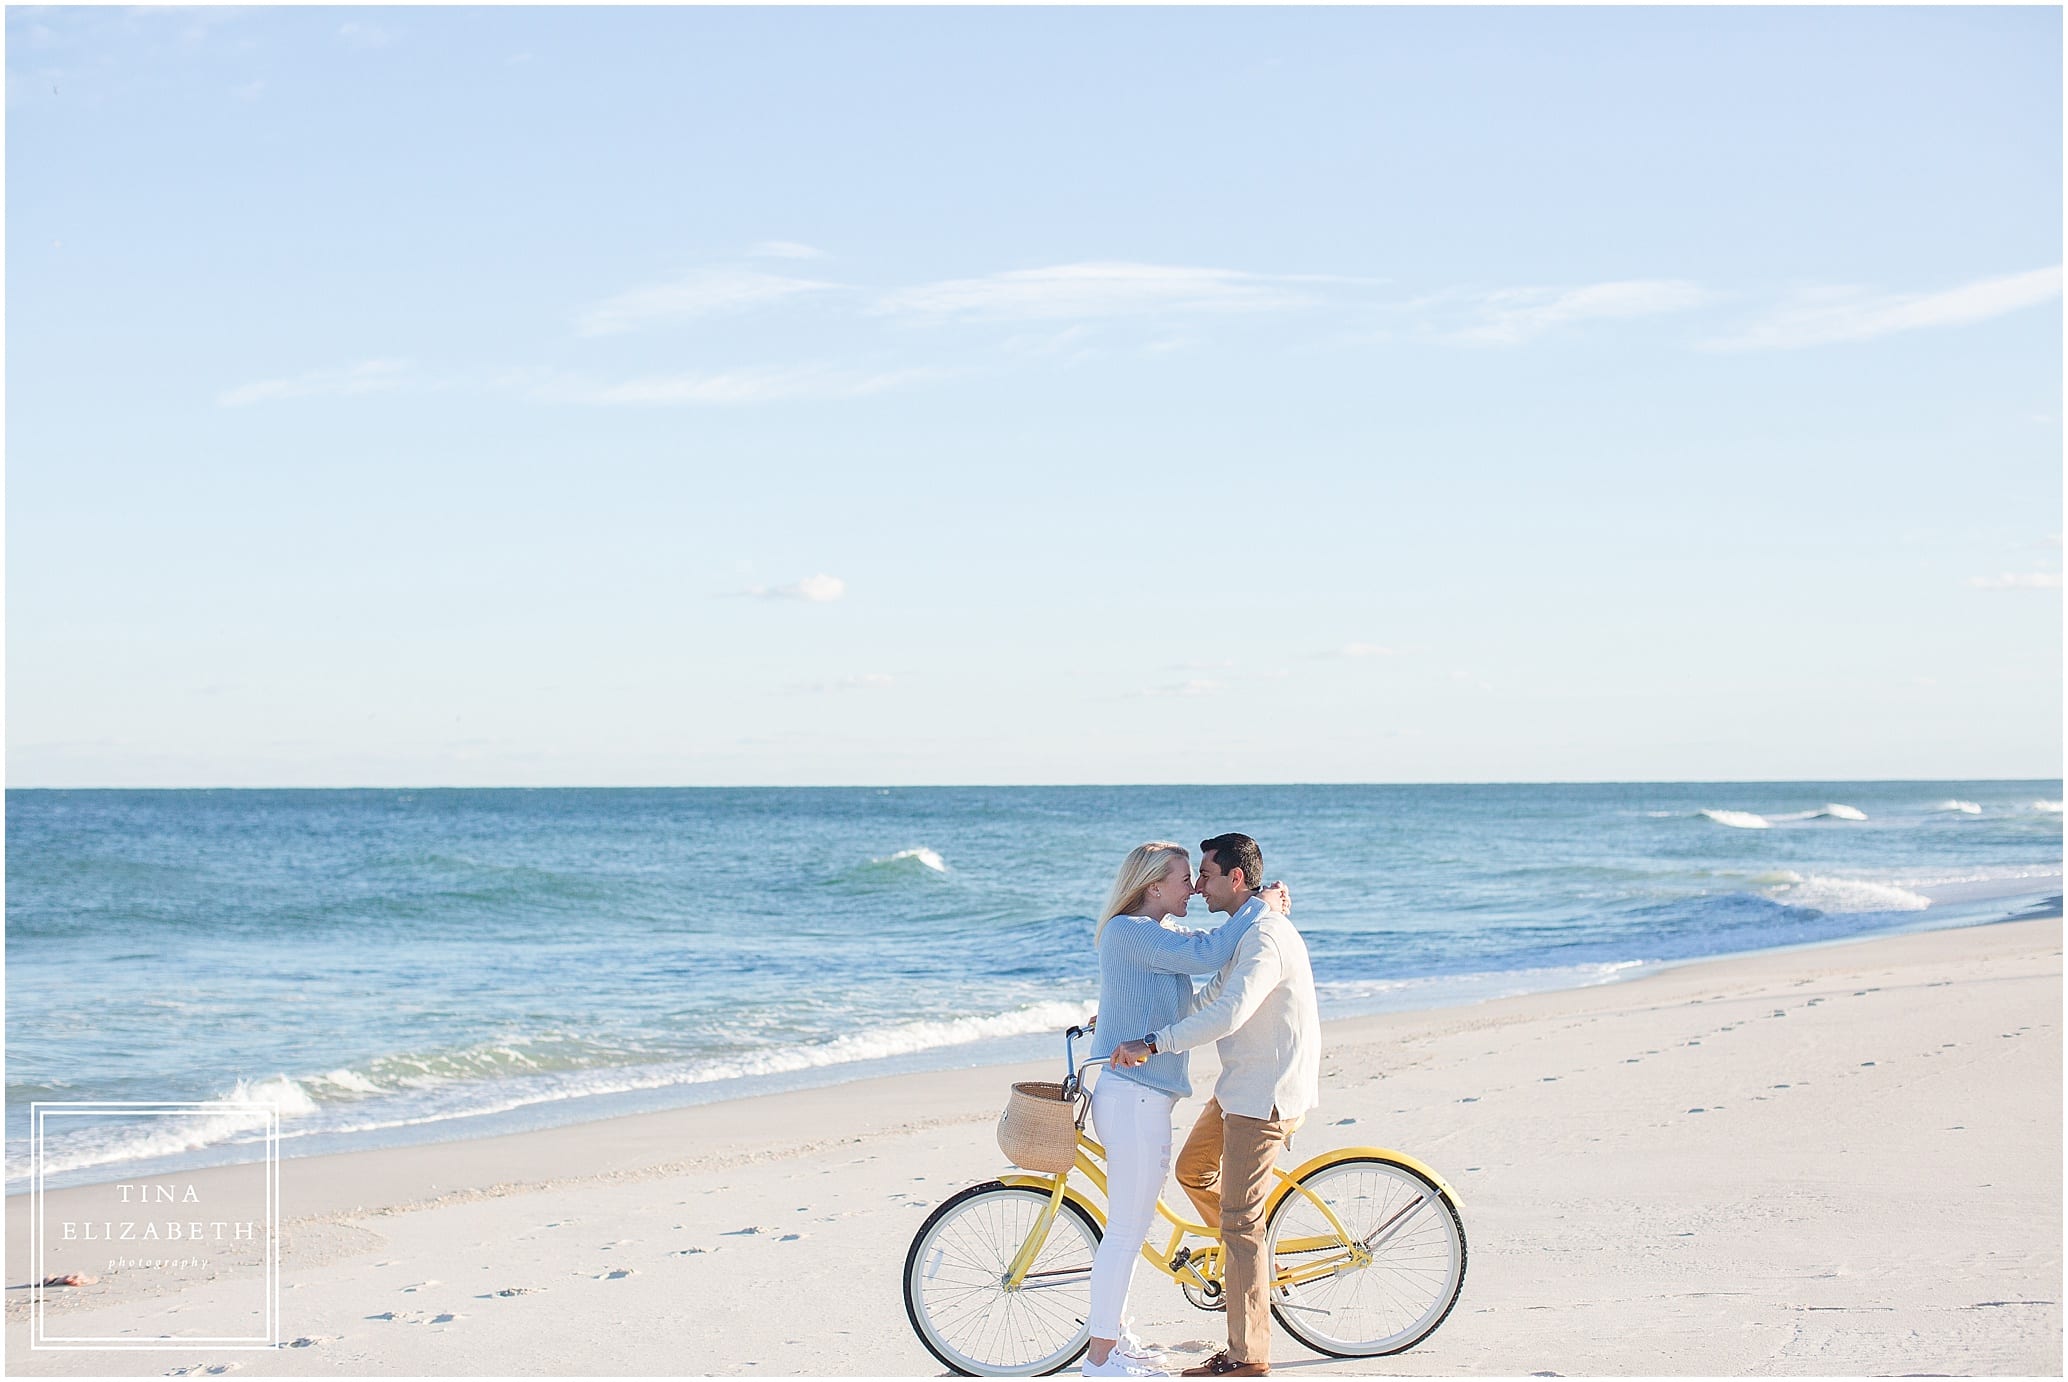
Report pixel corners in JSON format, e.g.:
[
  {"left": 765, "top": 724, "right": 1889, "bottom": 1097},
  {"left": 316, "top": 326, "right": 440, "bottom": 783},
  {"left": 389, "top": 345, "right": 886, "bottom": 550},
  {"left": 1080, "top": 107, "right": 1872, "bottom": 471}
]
[
  {"left": 1705, "top": 266, "right": 2063, "bottom": 351},
  {"left": 743, "top": 574, "right": 847, "bottom": 602},
  {"left": 218, "top": 358, "right": 412, "bottom": 406},
  {"left": 750, "top": 240, "right": 826, "bottom": 260},
  {"left": 1337, "top": 642, "right": 1399, "bottom": 658},
  {"left": 1139, "top": 678, "right": 1221, "bottom": 698},
  {"left": 1448, "top": 279, "right": 1714, "bottom": 346},
  {"left": 577, "top": 268, "right": 835, "bottom": 335},
  {"left": 545, "top": 365, "right": 939, "bottom": 405},
  {"left": 1969, "top": 572, "right": 2063, "bottom": 590},
  {"left": 876, "top": 261, "right": 1363, "bottom": 322},
  {"left": 337, "top": 21, "right": 392, "bottom": 48}
]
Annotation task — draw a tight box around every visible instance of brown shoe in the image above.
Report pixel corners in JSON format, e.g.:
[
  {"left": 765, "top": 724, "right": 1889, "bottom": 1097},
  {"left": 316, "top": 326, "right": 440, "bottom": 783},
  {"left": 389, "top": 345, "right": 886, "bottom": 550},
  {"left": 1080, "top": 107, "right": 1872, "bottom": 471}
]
[{"left": 1181, "top": 1351, "right": 1269, "bottom": 1377}]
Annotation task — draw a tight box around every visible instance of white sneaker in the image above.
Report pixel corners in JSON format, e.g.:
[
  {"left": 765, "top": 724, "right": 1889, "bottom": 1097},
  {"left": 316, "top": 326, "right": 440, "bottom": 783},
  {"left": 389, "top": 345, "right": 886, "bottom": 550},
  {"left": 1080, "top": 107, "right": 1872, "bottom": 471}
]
[
  {"left": 1116, "top": 1330, "right": 1176, "bottom": 1364},
  {"left": 1083, "top": 1349, "right": 1166, "bottom": 1377}
]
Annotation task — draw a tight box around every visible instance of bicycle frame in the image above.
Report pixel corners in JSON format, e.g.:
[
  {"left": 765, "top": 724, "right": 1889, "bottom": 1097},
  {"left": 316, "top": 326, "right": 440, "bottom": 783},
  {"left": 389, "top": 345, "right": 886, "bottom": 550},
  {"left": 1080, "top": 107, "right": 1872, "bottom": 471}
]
[
  {"left": 998, "top": 1131, "right": 1376, "bottom": 1298},
  {"left": 990, "top": 1021, "right": 1464, "bottom": 1304}
]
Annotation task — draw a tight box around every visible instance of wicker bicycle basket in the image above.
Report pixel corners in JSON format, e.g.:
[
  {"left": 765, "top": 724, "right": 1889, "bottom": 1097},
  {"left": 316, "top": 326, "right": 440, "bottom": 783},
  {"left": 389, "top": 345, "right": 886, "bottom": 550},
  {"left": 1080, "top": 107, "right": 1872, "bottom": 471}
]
[{"left": 996, "top": 1079, "right": 1082, "bottom": 1174}]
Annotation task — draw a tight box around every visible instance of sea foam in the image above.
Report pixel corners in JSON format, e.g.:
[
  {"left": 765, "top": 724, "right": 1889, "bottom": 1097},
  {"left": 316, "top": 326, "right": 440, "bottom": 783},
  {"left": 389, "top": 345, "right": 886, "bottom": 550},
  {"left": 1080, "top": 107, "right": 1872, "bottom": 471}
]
[
  {"left": 1765, "top": 874, "right": 1931, "bottom": 914},
  {"left": 1700, "top": 809, "right": 1770, "bottom": 829},
  {"left": 30, "top": 1076, "right": 320, "bottom": 1178}
]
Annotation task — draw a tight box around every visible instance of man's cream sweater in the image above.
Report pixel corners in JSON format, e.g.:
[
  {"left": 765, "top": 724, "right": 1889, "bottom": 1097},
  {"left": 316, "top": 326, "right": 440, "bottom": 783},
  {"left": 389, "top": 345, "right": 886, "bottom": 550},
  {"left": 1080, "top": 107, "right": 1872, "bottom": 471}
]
[{"left": 1151, "top": 901, "right": 1322, "bottom": 1123}]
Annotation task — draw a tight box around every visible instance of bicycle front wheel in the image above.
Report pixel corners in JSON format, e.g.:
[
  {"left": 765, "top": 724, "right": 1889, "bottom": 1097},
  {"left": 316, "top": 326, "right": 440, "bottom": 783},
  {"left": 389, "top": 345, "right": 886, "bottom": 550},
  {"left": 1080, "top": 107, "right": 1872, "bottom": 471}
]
[
  {"left": 903, "top": 1180, "right": 1102, "bottom": 1376},
  {"left": 1267, "top": 1155, "right": 1467, "bottom": 1356}
]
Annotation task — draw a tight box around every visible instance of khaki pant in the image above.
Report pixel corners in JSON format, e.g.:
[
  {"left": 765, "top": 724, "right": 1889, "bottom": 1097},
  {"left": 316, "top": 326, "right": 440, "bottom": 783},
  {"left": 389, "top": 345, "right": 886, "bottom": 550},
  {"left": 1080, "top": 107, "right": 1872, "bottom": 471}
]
[{"left": 1175, "top": 1097, "right": 1294, "bottom": 1366}]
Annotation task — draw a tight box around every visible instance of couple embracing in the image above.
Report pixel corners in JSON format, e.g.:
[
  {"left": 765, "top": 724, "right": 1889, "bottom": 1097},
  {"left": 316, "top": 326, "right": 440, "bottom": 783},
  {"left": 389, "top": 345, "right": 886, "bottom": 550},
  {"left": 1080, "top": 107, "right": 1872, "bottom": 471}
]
[{"left": 1084, "top": 833, "right": 1321, "bottom": 1379}]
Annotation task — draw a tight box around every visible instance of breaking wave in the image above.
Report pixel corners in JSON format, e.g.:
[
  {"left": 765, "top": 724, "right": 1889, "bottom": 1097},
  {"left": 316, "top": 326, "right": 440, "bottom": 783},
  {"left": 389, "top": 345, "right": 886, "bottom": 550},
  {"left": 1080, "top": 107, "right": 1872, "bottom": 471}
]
[
  {"left": 1759, "top": 872, "right": 1931, "bottom": 914},
  {"left": 1700, "top": 809, "right": 1770, "bottom": 829}
]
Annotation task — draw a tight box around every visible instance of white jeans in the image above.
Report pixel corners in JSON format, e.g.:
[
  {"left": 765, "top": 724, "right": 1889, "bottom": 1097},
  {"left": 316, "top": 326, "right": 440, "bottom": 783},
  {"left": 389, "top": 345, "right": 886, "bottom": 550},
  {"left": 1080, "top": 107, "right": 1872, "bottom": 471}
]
[{"left": 1087, "top": 1071, "right": 1178, "bottom": 1339}]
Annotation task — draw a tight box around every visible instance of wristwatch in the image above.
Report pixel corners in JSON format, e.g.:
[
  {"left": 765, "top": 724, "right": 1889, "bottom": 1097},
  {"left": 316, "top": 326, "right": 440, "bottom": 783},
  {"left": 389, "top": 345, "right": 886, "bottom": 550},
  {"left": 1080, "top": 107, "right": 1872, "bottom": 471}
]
[{"left": 1141, "top": 1034, "right": 1159, "bottom": 1054}]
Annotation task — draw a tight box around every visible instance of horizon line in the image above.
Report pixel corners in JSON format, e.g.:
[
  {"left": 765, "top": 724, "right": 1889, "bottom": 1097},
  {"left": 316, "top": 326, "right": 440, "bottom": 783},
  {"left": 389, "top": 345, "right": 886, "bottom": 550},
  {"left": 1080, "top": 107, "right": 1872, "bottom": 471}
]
[{"left": 6, "top": 776, "right": 2061, "bottom": 792}]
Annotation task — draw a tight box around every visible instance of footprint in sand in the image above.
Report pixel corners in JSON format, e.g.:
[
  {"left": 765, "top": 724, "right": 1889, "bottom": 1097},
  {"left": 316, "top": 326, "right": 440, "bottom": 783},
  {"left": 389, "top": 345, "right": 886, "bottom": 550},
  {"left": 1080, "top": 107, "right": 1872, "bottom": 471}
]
[
  {"left": 371, "top": 1309, "right": 462, "bottom": 1326},
  {"left": 401, "top": 1281, "right": 440, "bottom": 1293},
  {"left": 595, "top": 1268, "right": 638, "bottom": 1281},
  {"left": 166, "top": 1366, "right": 240, "bottom": 1376},
  {"left": 287, "top": 1335, "right": 337, "bottom": 1348},
  {"left": 670, "top": 1247, "right": 715, "bottom": 1256},
  {"left": 490, "top": 1287, "right": 541, "bottom": 1297},
  {"left": 723, "top": 1226, "right": 769, "bottom": 1236}
]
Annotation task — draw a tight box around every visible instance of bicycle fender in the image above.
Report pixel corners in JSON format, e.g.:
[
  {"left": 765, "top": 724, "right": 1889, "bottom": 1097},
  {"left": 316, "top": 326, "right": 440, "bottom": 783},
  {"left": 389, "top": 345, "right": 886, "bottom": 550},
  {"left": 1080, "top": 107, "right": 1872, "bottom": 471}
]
[
  {"left": 1267, "top": 1145, "right": 1463, "bottom": 1214},
  {"left": 999, "top": 1173, "right": 1107, "bottom": 1226}
]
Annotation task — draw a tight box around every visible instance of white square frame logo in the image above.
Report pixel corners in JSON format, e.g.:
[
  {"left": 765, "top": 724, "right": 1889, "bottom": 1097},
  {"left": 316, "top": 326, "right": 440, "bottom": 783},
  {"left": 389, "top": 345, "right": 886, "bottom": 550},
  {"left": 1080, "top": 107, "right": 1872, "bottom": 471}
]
[{"left": 31, "top": 1102, "right": 280, "bottom": 1350}]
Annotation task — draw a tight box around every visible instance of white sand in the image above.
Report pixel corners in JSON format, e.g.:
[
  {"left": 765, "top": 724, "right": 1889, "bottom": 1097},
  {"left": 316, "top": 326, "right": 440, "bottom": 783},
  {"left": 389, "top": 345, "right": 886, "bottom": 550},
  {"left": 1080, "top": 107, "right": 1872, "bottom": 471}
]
[{"left": 8, "top": 916, "right": 2059, "bottom": 1376}]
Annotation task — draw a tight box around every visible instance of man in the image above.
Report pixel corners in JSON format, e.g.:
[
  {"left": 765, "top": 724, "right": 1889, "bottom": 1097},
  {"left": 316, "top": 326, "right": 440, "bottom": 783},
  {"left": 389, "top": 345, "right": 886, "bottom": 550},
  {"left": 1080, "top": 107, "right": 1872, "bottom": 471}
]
[{"left": 1110, "top": 833, "right": 1321, "bottom": 1378}]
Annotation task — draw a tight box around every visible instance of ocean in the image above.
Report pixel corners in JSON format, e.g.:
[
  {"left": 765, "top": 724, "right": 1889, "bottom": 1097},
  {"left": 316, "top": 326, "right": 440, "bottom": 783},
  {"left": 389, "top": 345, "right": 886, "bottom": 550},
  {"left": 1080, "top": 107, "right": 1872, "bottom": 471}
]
[{"left": 7, "top": 782, "right": 2060, "bottom": 1191}]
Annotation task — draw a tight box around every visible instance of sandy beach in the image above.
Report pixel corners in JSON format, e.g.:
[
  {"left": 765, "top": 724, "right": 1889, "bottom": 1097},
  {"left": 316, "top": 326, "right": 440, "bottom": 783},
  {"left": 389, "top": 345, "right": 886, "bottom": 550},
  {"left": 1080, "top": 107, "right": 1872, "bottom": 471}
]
[{"left": 8, "top": 914, "right": 2059, "bottom": 1377}]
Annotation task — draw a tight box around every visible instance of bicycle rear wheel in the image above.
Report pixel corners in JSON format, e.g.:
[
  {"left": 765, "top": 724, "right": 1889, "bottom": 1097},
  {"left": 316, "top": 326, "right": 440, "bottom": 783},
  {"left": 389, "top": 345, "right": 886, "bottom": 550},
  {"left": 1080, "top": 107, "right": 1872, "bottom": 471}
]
[
  {"left": 903, "top": 1180, "right": 1102, "bottom": 1376},
  {"left": 1267, "top": 1155, "right": 1466, "bottom": 1356}
]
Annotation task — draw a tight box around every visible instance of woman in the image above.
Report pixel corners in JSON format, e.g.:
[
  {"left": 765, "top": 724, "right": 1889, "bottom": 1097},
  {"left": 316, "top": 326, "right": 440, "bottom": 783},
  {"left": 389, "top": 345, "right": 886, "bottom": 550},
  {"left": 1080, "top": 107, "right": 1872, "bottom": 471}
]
[{"left": 1082, "top": 843, "right": 1284, "bottom": 1378}]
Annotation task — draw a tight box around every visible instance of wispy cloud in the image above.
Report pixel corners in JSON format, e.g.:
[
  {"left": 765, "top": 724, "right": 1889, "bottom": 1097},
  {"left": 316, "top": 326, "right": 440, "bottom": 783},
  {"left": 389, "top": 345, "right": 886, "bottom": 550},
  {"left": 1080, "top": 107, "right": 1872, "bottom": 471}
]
[
  {"left": 793, "top": 672, "right": 893, "bottom": 693},
  {"left": 1969, "top": 571, "right": 2063, "bottom": 590},
  {"left": 336, "top": 20, "right": 392, "bottom": 49},
  {"left": 577, "top": 268, "right": 836, "bottom": 336},
  {"left": 218, "top": 358, "right": 413, "bottom": 407},
  {"left": 1335, "top": 642, "right": 1400, "bottom": 658},
  {"left": 540, "top": 365, "right": 941, "bottom": 405},
  {"left": 742, "top": 574, "right": 847, "bottom": 603},
  {"left": 1138, "top": 678, "right": 1222, "bottom": 698},
  {"left": 1704, "top": 266, "right": 2063, "bottom": 351},
  {"left": 1446, "top": 279, "right": 1714, "bottom": 346},
  {"left": 750, "top": 240, "right": 827, "bottom": 260},
  {"left": 876, "top": 262, "right": 1371, "bottom": 322}
]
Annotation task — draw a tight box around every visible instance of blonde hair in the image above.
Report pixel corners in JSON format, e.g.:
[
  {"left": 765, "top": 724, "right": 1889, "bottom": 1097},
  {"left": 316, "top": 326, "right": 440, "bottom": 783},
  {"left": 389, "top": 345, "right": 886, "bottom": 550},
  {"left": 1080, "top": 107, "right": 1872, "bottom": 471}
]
[{"left": 1095, "top": 841, "right": 1191, "bottom": 947}]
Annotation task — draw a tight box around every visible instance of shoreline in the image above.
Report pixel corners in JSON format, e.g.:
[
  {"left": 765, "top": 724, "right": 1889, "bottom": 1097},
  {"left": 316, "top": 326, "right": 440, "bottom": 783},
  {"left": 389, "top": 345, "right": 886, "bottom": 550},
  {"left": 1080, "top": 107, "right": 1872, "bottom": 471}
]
[
  {"left": 7, "top": 911, "right": 2060, "bottom": 1375},
  {"left": 18, "top": 874, "right": 2059, "bottom": 1197}
]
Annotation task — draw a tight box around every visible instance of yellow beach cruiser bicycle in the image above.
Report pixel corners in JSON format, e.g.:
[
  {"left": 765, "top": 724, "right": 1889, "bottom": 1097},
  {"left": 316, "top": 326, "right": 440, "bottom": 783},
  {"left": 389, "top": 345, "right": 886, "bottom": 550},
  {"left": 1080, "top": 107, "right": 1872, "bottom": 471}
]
[{"left": 903, "top": 1022, "right": 1468, "bottom": 1376}]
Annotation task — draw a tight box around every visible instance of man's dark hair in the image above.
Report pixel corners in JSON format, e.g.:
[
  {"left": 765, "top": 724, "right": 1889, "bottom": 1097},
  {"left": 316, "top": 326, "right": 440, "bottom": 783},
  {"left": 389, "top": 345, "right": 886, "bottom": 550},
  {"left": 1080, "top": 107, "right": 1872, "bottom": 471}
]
[{"left": 1199, "top": 833, "right": 1264, "bottom": 891}]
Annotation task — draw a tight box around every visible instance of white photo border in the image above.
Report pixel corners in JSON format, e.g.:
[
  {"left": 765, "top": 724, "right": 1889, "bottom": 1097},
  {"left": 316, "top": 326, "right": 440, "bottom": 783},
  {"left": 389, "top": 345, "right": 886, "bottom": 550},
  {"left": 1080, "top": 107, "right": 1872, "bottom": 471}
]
[{"left": 31, "top": 1102, "right": 280, "bottom": 1350}]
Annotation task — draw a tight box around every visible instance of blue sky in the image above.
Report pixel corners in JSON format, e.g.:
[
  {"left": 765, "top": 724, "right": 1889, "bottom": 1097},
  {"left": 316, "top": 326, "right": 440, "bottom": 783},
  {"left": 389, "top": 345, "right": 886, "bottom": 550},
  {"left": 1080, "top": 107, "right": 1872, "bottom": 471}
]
[{"left": 7, "top": 6, "right": 2061, "bottom": 787}]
